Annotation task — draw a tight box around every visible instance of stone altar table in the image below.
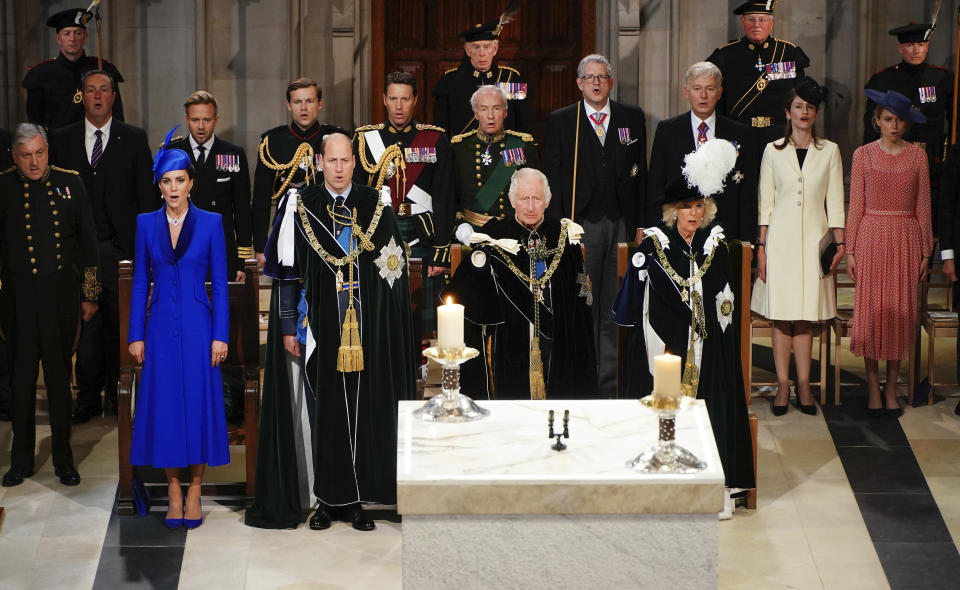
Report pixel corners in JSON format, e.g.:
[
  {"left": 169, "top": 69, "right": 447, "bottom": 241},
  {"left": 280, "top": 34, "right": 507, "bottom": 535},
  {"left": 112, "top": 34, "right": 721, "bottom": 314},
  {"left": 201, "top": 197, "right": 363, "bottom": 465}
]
[{"left": 397, "top": 399, "right": 725, "bottom": 590}]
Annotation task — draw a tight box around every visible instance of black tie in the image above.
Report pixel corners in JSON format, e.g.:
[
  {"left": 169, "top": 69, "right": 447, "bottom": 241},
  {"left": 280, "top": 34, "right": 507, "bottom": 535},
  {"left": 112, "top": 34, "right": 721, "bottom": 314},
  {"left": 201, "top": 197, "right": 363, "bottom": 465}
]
[
  {"left": 333, "top": 195, "right": 348, "bottom": 235},
  {"left": 196, "top": 145, "right": 206, "bottom": 168}
]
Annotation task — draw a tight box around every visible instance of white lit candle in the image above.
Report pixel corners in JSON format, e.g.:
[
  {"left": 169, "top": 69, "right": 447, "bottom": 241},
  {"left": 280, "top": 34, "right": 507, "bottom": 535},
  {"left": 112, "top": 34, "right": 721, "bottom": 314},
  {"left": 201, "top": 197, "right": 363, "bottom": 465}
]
[
  {"left": 653, "top": 353, "right": 682, "bottom": 399},
  {"left": 437, "top": 297, "right": 464, "bottom": 350}
]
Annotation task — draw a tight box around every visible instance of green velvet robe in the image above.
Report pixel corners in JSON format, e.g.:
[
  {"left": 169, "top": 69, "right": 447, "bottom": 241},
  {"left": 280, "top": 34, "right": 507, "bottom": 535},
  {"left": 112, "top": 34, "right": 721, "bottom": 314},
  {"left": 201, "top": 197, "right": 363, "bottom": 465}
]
[{"left": 245, "top": 183, "right": 416, "bottom": 529}]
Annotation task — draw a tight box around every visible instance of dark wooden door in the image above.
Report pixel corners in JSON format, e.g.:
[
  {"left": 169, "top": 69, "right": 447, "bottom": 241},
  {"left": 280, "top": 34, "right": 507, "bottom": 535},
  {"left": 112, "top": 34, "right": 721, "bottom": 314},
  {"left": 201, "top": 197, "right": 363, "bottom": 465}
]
[{"left": 371, "top": 0, "right": 595, "bottom": 142}]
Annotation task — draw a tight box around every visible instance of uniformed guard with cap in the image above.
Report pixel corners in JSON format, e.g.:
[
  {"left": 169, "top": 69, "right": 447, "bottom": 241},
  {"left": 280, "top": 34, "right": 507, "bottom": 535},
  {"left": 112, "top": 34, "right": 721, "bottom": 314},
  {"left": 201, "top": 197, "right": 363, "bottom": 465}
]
[
  {"left": 23, "top": 7, "right": 124, "bottom": 132},
  {"left": 864, "top": 21, "right": 952, "bottom": 228},
  {"left": 433, "top": 2, "right": 531, "bottom": 137},
  {"left": 0, "top": 123, "right": 100, "bottom": 488},
  {"left": 706, "top": 0, "right": 810, "bottom": 144}
]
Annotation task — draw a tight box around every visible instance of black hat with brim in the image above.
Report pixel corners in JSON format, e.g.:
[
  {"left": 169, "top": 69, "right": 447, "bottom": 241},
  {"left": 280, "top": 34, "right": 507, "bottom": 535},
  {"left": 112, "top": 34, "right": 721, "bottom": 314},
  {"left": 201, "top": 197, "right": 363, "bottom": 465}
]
[
  {"left": 46, "top": 8, "right": 90, "bottom": 32},
  {"left": 458, "top": 22, "right": 499, "bottom": 42},
  {"left": 795, "top": 77, "right": 825, "bottom": 107},
  {"left": 889, "top": 23, "right": 932, "bottom": 44},
  {"left": 661, "top": 178, "right": 704, "bottom": 207},
  {"left": 733, "top": 0, "right": 777, "bottom": 16},
  {"left": 865, "top": 89, "right": 927, "bottom": 124}
]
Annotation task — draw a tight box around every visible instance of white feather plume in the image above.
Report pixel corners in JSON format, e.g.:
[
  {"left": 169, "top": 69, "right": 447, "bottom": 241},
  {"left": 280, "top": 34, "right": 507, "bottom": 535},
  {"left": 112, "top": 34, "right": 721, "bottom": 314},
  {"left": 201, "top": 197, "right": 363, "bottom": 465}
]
[{"left": 681, "top": 139, "right": 738, "bottom": 198}]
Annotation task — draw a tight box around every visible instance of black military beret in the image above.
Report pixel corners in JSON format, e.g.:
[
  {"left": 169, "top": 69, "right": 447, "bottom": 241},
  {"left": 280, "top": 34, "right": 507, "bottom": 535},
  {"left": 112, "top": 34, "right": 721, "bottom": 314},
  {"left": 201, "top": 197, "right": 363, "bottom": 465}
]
[
  {"left": 46, "top": 8, "right": 91, "bottom": 32},
  {"left": 888, "top": 23, "right": 932, "bottom": 44},
  {"left": 733, "top": 0, "right": 777, "bottom": 16}
]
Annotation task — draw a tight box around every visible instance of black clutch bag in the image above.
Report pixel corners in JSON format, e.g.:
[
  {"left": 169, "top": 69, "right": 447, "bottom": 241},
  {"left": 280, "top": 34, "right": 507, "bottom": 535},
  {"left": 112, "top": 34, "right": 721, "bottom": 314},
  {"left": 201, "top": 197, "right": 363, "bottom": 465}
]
[{"left": 820, "top": 242, "right": 839, "bottom": 275}]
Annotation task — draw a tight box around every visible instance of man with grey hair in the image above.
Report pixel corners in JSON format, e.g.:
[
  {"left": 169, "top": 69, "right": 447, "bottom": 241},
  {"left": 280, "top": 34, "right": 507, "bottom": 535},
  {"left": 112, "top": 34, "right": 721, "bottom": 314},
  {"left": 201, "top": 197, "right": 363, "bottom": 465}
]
[
  {"left": 647, "top": 61, "right": 758, "bottom": 240},
  {"left": 545, "top": 53, "right": 646, "bottom": 396},
  {"left": 442, "top": 85, "right": 539, "bottom": 247},
  {"left": 443, "top": 166, "right": 597, "bottom": 400},
  {"left": 0, "top": 122, "right": 100, "bottom": 487}
]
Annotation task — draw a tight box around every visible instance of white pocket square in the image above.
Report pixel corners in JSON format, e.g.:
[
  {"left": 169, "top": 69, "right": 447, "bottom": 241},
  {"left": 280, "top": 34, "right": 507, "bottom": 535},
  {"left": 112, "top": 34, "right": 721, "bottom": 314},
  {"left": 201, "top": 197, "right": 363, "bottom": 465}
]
[{"left": 216, "top": 177, "right": 230, "bottom": 183}]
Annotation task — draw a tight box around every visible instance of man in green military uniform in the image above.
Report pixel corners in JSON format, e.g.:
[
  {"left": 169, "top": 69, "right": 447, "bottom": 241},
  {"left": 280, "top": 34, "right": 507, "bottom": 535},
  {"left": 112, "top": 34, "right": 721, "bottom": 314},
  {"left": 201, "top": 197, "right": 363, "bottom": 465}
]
[
  {"left": 0, "top": 123, "right": 100, "bottom": 487},
  {"left": 433, "top": 14, "right": 530, "bottom": 137},
  {"left": 706, "top": 0, "right": 810, "bottom": 144},
  {"left": 446, "top": 85, "right": 539, "bottom": 245},
  {"left": 353, "top": 72, "right": 453, "bottom": 333},
  {"left": 252, "top": 78, "right": 347, "bottom": 267},
  {"left": 865, "top": 21, "right": 952, "bottom": 228},
  {"left": 23, "top": 7, "right": 124, "bottom": 131}
]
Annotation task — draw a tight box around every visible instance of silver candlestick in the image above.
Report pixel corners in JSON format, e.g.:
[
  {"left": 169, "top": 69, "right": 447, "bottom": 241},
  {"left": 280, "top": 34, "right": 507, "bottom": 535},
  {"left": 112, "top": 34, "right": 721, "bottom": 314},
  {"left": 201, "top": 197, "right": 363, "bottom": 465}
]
[
  {"left": 626, "top": 394, "right": 706, "bottom": 473},
  {"left": 413, "top": 346, "right": 489, "bottom": 423}
]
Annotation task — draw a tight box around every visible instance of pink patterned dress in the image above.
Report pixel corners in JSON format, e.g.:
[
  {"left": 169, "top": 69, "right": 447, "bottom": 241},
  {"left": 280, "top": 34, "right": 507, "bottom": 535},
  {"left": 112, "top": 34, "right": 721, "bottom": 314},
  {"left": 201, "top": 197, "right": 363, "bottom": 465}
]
[{"left": 847, "top": 141, "right": 933, "bottom": 360}]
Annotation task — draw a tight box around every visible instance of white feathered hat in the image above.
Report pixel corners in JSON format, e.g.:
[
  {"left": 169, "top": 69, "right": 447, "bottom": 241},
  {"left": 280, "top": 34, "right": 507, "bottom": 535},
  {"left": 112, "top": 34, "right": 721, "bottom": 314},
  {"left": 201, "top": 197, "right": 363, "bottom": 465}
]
[{"left": 670, "top": 138, "right": 738, "bottom": 201}]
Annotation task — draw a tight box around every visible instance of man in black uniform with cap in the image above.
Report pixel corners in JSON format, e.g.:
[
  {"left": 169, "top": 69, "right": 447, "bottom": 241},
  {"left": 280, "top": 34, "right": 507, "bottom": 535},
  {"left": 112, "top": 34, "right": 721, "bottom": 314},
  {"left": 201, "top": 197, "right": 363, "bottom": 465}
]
[
  {"left": 0, "top": 123, "right": 100, "bottom": 487},
  {"left": 23, "top": 7, "right": 124, "bottom": 131},
  {"left": 433, "top": 15, "right": 530, "bottom": 137},
  {"left": 707, "top": 0, "right": 809, "bottom": 145},
  {"left": 252, "top": 78, "right": 346, "bottom": 267},
  {"left": 168, "top": 91, "right": 253, "bottom": 282},
  {"left": 864, "top": 21, "right": 952, "bottom": 228}
]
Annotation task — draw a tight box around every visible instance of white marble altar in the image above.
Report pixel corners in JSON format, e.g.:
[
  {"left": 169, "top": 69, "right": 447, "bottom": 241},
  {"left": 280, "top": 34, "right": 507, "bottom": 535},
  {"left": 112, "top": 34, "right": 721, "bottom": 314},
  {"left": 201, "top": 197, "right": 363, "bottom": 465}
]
[{"left": 397, "top": 399, "right": 725, "bottom": 590}]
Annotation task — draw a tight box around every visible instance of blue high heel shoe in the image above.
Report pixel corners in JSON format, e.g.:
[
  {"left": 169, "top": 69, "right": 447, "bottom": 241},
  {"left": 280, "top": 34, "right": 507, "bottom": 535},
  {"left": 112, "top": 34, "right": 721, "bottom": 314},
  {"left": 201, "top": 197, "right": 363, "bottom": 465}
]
[
  {"left": 165, "top": 501, "right": 184, "bottom": 530},
  {"left": 184, "top": 499, "right": 203, "bottom": 530}
]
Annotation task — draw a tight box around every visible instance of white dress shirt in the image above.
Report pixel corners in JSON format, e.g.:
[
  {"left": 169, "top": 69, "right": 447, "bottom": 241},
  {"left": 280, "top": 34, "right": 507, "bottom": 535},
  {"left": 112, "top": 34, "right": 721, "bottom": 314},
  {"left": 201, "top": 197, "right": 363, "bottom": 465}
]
[
  {"left": 584, "top": 100, "right": 612, "bottom": 140},
  {"left": 84, "top": 117, "right": 112, "bottom": 164},
  {"left": 690, "top": 111, "right": 717, "bottom": 148},
  {"left": 189, "top": 134, "right": 216, "bottom": 165}
]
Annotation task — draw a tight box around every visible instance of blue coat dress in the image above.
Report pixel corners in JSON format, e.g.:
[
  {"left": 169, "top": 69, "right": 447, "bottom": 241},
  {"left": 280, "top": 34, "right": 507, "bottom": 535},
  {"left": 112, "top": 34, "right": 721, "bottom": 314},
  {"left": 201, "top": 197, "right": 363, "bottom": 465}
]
[{"left": 128, "top": 205, "right": 230, "bottom": 468}]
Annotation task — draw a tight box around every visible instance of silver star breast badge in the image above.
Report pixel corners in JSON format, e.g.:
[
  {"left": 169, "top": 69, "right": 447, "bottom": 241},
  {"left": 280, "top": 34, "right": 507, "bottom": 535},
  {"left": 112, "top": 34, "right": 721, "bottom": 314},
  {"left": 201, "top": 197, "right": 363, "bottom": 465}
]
[{"left": 733, "top": 170, "right": 744, "bottom": 184}]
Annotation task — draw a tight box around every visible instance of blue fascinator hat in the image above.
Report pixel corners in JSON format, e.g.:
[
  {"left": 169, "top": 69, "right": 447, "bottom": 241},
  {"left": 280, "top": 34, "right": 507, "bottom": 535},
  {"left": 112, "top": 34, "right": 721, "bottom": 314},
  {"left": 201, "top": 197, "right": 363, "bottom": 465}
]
[{"left": 153, "top": 125, "right": 192, "bottom": 184}]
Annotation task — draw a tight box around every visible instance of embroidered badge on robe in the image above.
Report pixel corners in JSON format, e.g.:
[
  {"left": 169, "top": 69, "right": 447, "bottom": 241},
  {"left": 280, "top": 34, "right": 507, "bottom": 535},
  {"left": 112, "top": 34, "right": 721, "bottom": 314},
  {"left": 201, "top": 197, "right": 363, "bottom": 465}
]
[
  {"left": 716, "top": 283, "right": 735, "bottom": 333},
  {"left": 375, "top": 236, "right": 406, "bottom": 287}
]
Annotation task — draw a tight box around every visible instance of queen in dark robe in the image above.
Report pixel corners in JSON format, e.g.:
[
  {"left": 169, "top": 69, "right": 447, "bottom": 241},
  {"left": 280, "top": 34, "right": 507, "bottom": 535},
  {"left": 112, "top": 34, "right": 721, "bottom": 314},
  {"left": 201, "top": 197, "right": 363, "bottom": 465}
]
[
  {"left": 613, "top": 140, "right": 755, "bottom": 518},
  {"left": 443, "top": 167, "right": 597, "bottom": 400}
]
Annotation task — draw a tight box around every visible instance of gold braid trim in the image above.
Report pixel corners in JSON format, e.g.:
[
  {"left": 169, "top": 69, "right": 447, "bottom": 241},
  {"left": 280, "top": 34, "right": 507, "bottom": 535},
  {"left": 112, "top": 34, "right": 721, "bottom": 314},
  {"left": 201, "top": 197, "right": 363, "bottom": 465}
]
[
  {"left": 258, "top": 137, "right": 316, "bottom": 201},
  {"left": 357, "top": 138, "right": 407, "bottom": 194},
  {"left": 295, "top": 196, "right": 383, "bottom": 266},
  {"left": 81, "top": 266, "right": 101, "bottom": 301}
]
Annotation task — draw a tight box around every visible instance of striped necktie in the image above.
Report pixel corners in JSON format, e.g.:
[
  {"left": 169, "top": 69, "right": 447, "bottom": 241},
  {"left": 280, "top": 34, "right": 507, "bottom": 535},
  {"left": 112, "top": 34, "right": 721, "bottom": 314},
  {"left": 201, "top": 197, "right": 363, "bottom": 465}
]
[{"left": 91, "top": 129, "right": 103, "bottom": 167}]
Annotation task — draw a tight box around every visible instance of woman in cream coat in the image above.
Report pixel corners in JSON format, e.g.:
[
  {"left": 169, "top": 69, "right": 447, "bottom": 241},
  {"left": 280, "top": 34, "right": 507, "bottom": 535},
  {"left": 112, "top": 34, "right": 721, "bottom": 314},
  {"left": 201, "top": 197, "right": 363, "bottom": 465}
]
[{"left": 752, "top": 80, "right": 846, "bottom": 416}]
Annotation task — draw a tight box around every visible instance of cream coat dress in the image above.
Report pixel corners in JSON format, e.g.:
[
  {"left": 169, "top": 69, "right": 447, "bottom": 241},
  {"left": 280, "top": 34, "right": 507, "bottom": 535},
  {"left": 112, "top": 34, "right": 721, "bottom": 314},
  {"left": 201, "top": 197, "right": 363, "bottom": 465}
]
[{"left": 751, "top": 139, "right": 845, "bottom": 321}]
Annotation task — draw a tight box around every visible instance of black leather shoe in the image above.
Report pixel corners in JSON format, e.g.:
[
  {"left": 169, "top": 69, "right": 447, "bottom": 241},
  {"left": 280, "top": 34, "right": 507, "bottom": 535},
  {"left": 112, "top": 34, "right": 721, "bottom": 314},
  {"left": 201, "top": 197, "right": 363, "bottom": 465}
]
[
  {"left": 0, "top": 406, "right": 10, "bottom": 422},
  {"left": 884, "top": 406, "right": 904, "bottom": 419},
  {"left": 866, "top": 407, "right": 883, "bottom": 418},
  {"left": 344, "top": 504, "right": 375, "bottom": 531},
  {"left": 795, "top": 398, "right": 818, "bottom": 416},
  {"left": 771, "top": 398, "right": 788, "bottom": 416},
  {"left": 308, "top": 506, "right": 332, "bottom": 530},
  {"left": 2, "top": 467, "right": 31, "bottom": 487},
  {"left": 71, "top": 405, "right": 101, "bottom": 425},
  {"left": 55, "top": 465, "right": 81, "bottom": 486}
]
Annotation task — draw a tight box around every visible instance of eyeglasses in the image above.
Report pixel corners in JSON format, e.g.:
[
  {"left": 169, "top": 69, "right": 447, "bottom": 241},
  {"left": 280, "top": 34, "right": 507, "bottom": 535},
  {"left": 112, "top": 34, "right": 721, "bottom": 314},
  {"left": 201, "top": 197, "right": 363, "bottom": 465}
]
[
  {"left": 743, "top": 16, "right": 772, "bottom": 25},
  {"left": 580, "top": 74, "right": 611, "bottom": 84}
]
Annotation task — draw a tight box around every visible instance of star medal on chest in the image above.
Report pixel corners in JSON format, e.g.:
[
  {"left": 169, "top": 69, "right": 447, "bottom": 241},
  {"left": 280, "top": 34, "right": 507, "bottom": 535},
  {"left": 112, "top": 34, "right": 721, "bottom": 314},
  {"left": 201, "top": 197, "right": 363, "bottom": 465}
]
[{"left": 481, "top": 144, "right": 493, "bottom": 166}]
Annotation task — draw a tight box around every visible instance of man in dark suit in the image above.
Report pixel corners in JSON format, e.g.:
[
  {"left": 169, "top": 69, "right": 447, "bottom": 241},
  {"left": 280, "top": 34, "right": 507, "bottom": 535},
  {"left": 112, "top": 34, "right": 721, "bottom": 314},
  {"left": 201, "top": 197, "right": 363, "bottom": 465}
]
[
  {"left": 545, "top": 54, "right": 647, "bottom": 396},
  {"left": 168, "top": 91, "right": 252, "bottom": 281},
  {"left": 49, "top": 70, "right": 155, "bottom": 424},
  {"left": 647, "top": 61, "right": 758, "bottom": 241}
]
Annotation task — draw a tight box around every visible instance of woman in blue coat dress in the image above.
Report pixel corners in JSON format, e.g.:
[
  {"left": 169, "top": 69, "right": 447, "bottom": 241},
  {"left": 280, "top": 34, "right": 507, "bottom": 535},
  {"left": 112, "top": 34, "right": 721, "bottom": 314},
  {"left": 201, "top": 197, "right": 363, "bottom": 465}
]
[{"left": 128, "top": 128, "right": 230, "bottom": 529}]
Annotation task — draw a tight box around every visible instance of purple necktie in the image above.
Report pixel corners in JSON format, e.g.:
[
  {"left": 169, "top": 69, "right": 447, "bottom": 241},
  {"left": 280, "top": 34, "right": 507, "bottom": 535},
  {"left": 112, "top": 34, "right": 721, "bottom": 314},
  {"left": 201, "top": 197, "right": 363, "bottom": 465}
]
[
  {"left": 697, "top": 121, "right": 709, "bottom": 149},
  {"left": 91, "top": 129, "right": 103, "bottom": 167}
]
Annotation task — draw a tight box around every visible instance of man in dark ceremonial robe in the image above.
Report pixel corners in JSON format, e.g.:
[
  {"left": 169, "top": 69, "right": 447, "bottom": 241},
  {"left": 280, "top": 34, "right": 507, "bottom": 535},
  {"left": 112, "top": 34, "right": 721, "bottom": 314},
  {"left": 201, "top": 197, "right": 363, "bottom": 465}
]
[
  {"left": 613, "top": 140, "right": 755, "bottom": 518},
  {"left": 444, "top": 168, "right": 596, "bottom": 400},
  {"left": 245, "top": 133, "right": 416, "bottom": 531}
]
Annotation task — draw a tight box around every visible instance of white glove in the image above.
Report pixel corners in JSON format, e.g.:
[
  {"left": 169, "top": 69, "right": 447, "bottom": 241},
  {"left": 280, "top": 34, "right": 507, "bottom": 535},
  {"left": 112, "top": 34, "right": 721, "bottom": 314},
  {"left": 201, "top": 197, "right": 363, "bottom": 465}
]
[
  {"left": 380, "top": 185, "right": 392, "bottom": 207},
  {"left": 456, "top": 223, "right": 474, "bottom": 246}
]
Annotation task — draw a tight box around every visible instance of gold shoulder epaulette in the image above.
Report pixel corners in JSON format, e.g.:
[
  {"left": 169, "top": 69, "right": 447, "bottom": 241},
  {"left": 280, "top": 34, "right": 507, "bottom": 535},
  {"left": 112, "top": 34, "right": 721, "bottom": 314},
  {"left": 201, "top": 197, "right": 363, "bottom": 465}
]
[
  {"left": 775, "top": 37, "right": 797, "bottom": 48},
  {"left": 444, "top": 67, "right": 458, "bottom": 74},
  {"left": 451, "top": 129, "right": 478, "bottom": 144},
  {"left": 499, "top": 65, "right": 520, "bottom": 75},
  {"left": 720, "top": 39, "right": 740, "bottom": 49},
  {"left": 506, "top": 130, "right": 534, "bottom": 143},
  {"left": 355, "top": 123, "right": 384, "bottom": 132},
  {"left": 157, "top": 135, "right": 184, "bottom": 149},
  {"left": 0, "top": 166, "right": 15, "bottom": 175},
  {"left": 416, "top": 123, "right": 445, "bottom": 133},
  {"left": 51, "top": 165, "right": 79, "bottom": 175}
]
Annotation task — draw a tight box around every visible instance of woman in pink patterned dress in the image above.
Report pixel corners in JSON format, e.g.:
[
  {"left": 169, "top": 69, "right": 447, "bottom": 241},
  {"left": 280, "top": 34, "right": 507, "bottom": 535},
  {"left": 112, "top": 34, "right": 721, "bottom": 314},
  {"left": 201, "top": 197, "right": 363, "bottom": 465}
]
[{"left": 847, "top": 90, "right": 933, "bottom": 417}]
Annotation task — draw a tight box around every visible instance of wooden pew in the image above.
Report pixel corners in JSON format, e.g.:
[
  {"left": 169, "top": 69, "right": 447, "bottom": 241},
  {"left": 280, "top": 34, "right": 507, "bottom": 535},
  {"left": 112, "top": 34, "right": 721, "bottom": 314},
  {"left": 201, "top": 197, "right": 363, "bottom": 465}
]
[{"left": 116, "top": 259, "right": 261, "bottom": 514}]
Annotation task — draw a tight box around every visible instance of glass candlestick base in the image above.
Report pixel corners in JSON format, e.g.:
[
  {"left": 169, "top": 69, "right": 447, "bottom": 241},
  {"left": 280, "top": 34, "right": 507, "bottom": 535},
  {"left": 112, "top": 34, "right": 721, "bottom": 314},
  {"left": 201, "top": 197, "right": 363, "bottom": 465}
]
[
  {"left": 626, "top": 395, "right": 706, "bottom": 473},
  {"left": 413, "top": 346, "right": 489, "bottom": 423}
]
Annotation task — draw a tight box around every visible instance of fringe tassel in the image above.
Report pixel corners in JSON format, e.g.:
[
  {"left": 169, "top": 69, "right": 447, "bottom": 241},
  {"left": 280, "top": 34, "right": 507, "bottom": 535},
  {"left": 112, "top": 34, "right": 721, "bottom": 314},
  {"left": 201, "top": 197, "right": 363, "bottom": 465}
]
[
  {"left": 336, "top": 305, "right": 364, "bottom": 372},
  {"left": 529, "top": 336, "right": 546, "bottom": 400}
]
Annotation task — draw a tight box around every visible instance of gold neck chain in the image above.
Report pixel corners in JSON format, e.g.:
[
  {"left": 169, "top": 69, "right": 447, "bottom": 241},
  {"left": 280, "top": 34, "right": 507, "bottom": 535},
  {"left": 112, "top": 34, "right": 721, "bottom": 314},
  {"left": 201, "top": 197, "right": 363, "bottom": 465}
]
[{"left": 295, "top": 195, "right": 384, "bottom": 266}]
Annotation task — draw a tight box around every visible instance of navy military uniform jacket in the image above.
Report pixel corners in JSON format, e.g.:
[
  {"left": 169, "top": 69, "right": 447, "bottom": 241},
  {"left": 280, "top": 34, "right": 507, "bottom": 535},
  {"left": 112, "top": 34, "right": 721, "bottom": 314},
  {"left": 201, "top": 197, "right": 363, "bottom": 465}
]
[
  {"left": 863, "top": 62, "right": 952, "bottom": 176},
  {"left": 707, "top": 37, "right": 809, "bottom": 138},
  {"left": 252, "top": 121, "right": 347, "bottom": 253},
  {"left": 23, "top": 52, "right": 124, "bottom": 132},
  {"left": 168, "top": 136, "right": 253, "bottom": 278},
  {"left": 448, "top": 129, "right": 540, "bottom": 235},
  {"left": 433, "top": 56, "right": 531, "bottom": 136},
  {"left": 352, "top": 121, "right": 454, "bottom": 265}
]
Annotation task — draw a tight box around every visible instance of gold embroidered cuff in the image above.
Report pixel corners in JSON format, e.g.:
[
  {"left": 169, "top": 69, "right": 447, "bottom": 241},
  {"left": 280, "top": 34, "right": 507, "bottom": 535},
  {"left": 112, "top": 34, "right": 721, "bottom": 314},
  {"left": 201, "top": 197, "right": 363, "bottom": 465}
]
[
  {"left": 81, "top": 267, "right": 101, "bottom": 301},
  {"left": 751, "top": 116, "right": 771, "bottom": 128},
  {"left": 237, "top": 246, "right": 254, "bottom": 258}
]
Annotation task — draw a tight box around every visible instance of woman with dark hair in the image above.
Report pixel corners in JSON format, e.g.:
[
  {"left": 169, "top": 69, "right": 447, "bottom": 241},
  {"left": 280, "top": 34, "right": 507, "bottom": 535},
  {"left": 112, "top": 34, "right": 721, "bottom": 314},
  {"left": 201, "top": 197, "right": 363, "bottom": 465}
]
[
  {"left": 751, "top": 80, "right": 846, "bottom": 416},
  {"left": 128, "top": 127, "right": 230, "bottom": 529},
  {"left": 847, "top": 90, "right": 933, "bottom": 417}
]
